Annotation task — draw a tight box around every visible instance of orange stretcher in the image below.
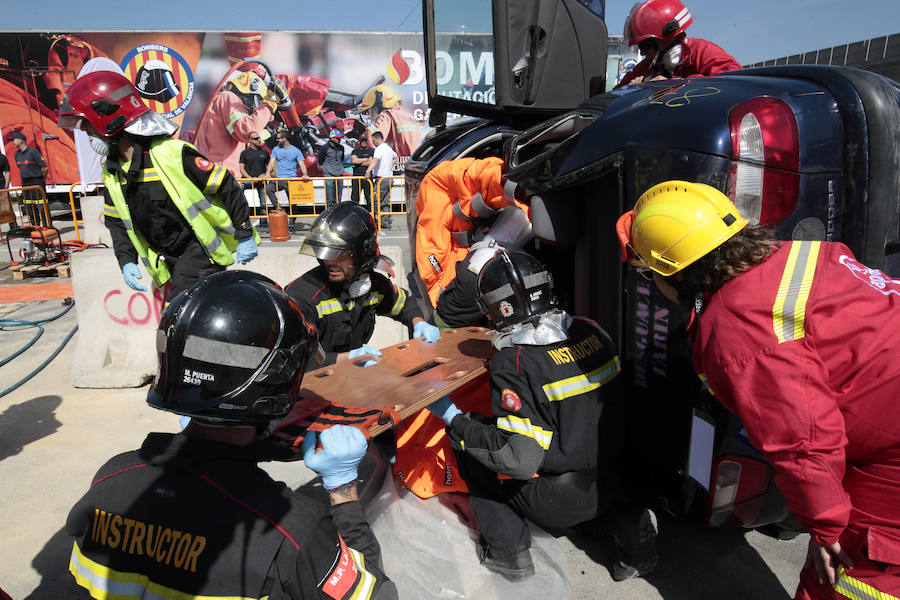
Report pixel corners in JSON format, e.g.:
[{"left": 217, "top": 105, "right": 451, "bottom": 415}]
[{"left": 274, "top": 327, "right": 495, "bottom": 444}]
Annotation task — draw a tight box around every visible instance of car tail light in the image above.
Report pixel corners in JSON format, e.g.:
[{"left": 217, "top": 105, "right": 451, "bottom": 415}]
[
  {"left": 728, "top": 98, "right": 800, "bottom": 225},
  {"left": 706, "top": 456, "right": 772, "bottom": 527}
]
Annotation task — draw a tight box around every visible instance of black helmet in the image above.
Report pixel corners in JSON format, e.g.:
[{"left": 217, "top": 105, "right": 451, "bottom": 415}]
[
  {"left": 300, "top": 203, "right": 380, "bottom": 273},
  {"left": 147, "top": 270, "right": 317, "bottom": 423},
  {"left": 476, "top": 249, "right": 555, "bottom": 328}
]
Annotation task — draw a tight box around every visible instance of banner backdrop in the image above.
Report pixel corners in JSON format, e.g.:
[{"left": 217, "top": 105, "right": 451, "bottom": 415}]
[{"left": 0, "top": 31, "right": 494, "bottom": 187}]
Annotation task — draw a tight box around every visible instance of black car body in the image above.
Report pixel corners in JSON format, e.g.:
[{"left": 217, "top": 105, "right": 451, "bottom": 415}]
[{"left": 406, "top": 0, "right": 900, "bottom": 529}]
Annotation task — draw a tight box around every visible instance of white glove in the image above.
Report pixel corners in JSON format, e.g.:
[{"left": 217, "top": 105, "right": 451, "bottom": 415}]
[{"left": 467, "top": 238, "right": 499, "bottom": 275}]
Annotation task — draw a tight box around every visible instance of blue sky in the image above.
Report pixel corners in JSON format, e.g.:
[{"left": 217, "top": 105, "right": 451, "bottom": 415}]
[{"left": 5, "top": 0, "right": 899, "bottom": 65}]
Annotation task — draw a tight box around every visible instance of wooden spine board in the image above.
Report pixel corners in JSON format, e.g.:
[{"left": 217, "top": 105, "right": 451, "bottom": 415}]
[{"left": 290, "top": 326, "right": 495, "bottom": 437}]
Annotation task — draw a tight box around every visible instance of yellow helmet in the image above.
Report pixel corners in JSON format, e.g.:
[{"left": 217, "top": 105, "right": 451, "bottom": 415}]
[
  {"left": 227, "top": 71, "right": 268, "bottom": 97},
  {"left": 616, "top": 181, "right": 748, "bottom": 276},
  {"left": 359, "top": 83, "right": 400, "bottom": 112}
]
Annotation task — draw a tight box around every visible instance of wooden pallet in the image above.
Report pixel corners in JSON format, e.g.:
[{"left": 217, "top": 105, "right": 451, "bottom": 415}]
[
  {"left": 276, "top": 326, "right": 496, "bottom": 440},
  {"left": 11, "top": 261, "right": 70, "bottom": 280}
]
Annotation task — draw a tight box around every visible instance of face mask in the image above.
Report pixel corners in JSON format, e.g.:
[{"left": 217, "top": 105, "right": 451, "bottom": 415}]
[
  {"left": 661, "top": 43, "right": 683, "bottom": 73},
  {"left": 89, "top": 135, "right": 111, "bottom": 156}
]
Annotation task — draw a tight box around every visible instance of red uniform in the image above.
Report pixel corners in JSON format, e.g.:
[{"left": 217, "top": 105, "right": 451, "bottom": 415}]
[
  {"left": 616, "top": 37, "right": 741, "bottom": 88},
  {"left": 195, "top": 90, "right": 275, "bottom": 177},
  {"left": 690, "top": 241, "right": 900, "bottom": 600}
]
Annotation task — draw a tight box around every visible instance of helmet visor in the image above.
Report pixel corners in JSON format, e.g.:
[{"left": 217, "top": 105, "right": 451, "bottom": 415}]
[
  {"left": 299, "top": 240, "right": 353, "bottom": 261},
  {"left": 57, "top": 114, "right": 87, "bottom": 131}
]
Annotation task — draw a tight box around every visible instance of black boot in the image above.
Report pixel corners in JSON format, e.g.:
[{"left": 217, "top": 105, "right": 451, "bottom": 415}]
[
  {"left": 610, "top": 507, "right": 659, "bottom": 581},
  {"left": 478, "top": 538, "right": 535, "bottom": 582}
]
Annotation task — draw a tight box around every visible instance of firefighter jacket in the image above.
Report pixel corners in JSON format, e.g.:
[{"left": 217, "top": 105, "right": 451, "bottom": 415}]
[
  {"left": 67, "top": 433, "right": 396, "bottom": 600},
  {"left": 195, "top": 89, "right": 275, "bottom": 177},
  {"left": 285, "top": 266, "right": 423, "bottom": 366},
  {"left": 615, "top": 37, "right": 741, "bottom": 88},
  {"left": 690, "top": 241, "right": 900, "bottom": 553},
  {"left": 415, "top": 157, "right": 530, "bottom": 306},
  {"left": 446, "top": 317, "right": 622, "bottom": 479},
  {"left": 103, "top": 138, "right": 259, "bottom": 287}
]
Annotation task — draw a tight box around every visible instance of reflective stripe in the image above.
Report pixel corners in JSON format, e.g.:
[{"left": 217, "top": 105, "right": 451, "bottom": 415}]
[
  {"left": 69, "top": 541, "right": 266, "bottom": 600},
  {"left": 183, "top": 334, "right": 270, "bottom": 368},
  {"left": 481, "top": 283, "right": 513, "bottom": 306},
  {"left": 135, "top": 167, "right": 161, "bottom": 183},
  {"left": 122, "top": 218, "right": 135, "bottom": 231},
  {"left": 452, "top": 201, "right": 474, "bottom": 224},
  {"left": 103, "top": 204, "right": 120, "bottom": 218},
  {"left": 108, "top": 85, "right": 133, "bottom": 101},
  {"left": 204, "top": 166, "right": 228, "bottom": 194},
  {"left": 522, "top": 271, "right": 550, "bottom": 288},
  {"left": 187, "top": 198, "right": 213, "bottom": 221},
  {"left": 834, "top": 565, "right": 900, "bottom": 600},
  {"left": 433, "top": 310, "right": 452, "bottom": 330},
  {"left": 206, "top": 236, "right": 223, "bottom": 255},
  {"left": 225, "top": 111, "right": 249, "bottom": 134},
  {"left": 542, "top": 356, "right": 621, "bottom": 401},
  {"left": 364, "top": 292, "right": 384, "bottom": 308},
  {"left": 347, "top": 547, "right": 376, "bottom": 600},
  {"left": 140, "top": 257, "right": 151, "bottom": 268},
  {"left": 316, "top": 298, "right": 343, "bottom": 318},
  {"left": 389, "top": 288, "right": 406, "bottom": 316},
  {"left": 215, "top": 225, "right": 237, "bottom": 237},
  {"left": 772, "top": 241, "right": 820, "bottom": 343},
  {"left": 698, "top": 373, "right": 715, "bottom": 396},
  {"left": 496, "top": 415, "right": 553, "bottom": 450}
]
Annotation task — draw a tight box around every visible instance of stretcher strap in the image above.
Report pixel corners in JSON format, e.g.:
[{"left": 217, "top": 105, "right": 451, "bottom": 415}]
[{"left": 302, "top": 404, "right": 404, "bottom": 441}]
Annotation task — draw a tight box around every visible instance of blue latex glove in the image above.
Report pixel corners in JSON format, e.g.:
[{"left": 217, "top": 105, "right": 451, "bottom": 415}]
[
  {"left": 122, "top": 262, "right": 147, "bottom": 291},
  {"left": 412, "top": 320, "right": 441, "bottom": 343},
  {"left": 235, "top": 237, "right": 259, "bottom": 264},
  {"left": 348, "top": 346, "right": 382, "bottom": 367},
  {"left": 426, "top": 395, "right": 462, "bottom": 425},
  {"left": 301, "top": 426, "right": 368, "bottom": 489}
]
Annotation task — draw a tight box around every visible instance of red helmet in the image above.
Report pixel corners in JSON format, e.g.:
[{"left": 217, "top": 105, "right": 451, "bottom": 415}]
[
  {"left": 58, "top": 71, "right": 149, "bottom": 138},
  {"left": 624, "top": 0, "right": 693, "bottom": 47}
]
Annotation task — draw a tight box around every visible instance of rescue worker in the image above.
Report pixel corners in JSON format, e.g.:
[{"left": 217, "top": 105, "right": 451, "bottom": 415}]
[
  {"left": 616, "top": 181, "right": 900, "bottom": 600},
  {"left": 426, "top": 250, "right": 658, "bottom": 582},
  {"left": 194, "top": 67, "right": 286, "bottom": 177},
  {"left": 66, "top": 271, "right": 397, "bottom": 599},
  {"left": 415, "top": 156, "right": 531, "bottom": 308},
  {"left": 286, "top": 202, "right": 440, "bottom": 367},
  {"left": 360, "top": 83, "right": 423, "bottom": 161},
  {"left": 615, "top": 0, "right": 741, "bottom": 89},
  {"left": 58, "top": 71, "right": 260, "bottom": 302},
  {"left": 9, "top": 132, "right": 49, "bottom": 227}
]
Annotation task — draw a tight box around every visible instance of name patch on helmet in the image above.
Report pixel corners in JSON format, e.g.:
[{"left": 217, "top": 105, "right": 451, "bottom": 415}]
[
  {"left": 501, "top": 388, "right": 522, "bottom": 413},
  {"left": 183, "top": 369, "right": 214, "bottom": 385},
  {"left": 194, "top": 157, "right": 213, "bottom": 171},
  {"left": 428, "top": 254, "right": 442, "bottom": 276},
  {"left": 499, "top": 300, "right": 514, "bottom": 318}
]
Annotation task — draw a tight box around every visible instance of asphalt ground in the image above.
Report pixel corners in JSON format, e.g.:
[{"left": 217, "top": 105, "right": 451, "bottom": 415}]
[{"left": 0, "top": 219, "right": 810, "bottom": 599}]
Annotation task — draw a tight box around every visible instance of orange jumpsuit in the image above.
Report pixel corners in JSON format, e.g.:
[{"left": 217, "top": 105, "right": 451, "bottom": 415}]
[
  {"left": 415, "top": 156, "right": 530, "bottom": 307},
  {"left": 194, "top": 90, "right": 274, "bottom": 177}
]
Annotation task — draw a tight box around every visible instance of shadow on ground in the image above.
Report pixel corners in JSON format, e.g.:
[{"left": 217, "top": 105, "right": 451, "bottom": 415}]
[
  {"left": 0, "top": 395, "right": 62, "bottom": 462},
  {"left": 568, "top": 514, "right": 794, "bottom": 600}
]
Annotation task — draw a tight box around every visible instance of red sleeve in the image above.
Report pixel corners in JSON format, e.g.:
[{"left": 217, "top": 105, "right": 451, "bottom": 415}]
[
  {"left": 701, "top": 329, "right": 850, "bottom": 546},
  {"left": 614, "top": 57, "right": 652, "bottom": 89},
  {"left": 683, "top": 38, "right": 742, "bottom": 78}
]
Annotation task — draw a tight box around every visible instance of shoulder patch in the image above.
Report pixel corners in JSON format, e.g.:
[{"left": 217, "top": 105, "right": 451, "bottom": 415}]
[
  {"left": 194, "top": 157, "right": 213, "bottom": 171},
  {"left": 501, "top": 388, "right": 522, "bottom": 413}
]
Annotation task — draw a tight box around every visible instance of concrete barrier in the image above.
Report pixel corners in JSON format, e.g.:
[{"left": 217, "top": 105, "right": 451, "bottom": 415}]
[
  {"left": 79, "top": 195, "right": 113, "bottom": 246},
  {"left": 70, "top": 244, "right": 408, "bottom": 388}
]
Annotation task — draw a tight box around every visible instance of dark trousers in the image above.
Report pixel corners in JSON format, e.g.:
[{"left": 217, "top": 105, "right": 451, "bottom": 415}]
[
  {"left": 376, "top": 177, "right": 392, "bottom": 229},
  {"left": 21, "top": 176, "right": 48, "bottom": 227},
  {"left": 163, "top": 241, "right": 225, "bottom": 304},
  {"left": 351, "top": 176, "right": 372, "bottom": 209},
  {"left": 265, "top": 180, "right": 288, "bottom": 213},
  {"left": 324, "top": 177, "right": 343, "bottom": 210},
  {"left": 455, "top": 450, "right": 600, "bottom": 558},
  {"left": 242, "top": 180, "right": 267, "bottom": 212}
]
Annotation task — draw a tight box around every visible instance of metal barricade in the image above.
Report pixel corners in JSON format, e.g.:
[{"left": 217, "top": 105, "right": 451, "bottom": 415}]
[
  {"left": 374, "top": 175, "right": 407, "bottom": 232},
  {"left": 1, "top": 185, "right": 51, "bottom": 229},
  {"left": 237, "top": 176, "right": 378, "bottom": 223}
]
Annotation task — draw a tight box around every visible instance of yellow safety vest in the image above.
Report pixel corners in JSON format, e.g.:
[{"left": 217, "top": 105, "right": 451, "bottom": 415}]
[{"left": 102, "top": 138, "right": 259, "bottom": 286}]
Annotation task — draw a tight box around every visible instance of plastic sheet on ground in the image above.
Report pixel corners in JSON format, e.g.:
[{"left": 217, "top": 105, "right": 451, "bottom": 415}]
[{"left": 366, "top": 472, "right": 571, "bottom": 599}]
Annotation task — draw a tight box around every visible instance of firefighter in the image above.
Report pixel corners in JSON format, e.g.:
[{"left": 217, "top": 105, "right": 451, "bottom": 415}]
[
  {"left": 194, "top": 67, "right": 287, "bottom": 178},
  {"left": 58, "top": 71, "right": 260, "bottom": 302},
  {"left": 425, "top": 250, "right": 658, "bottom": 582},
  {"left": 615, "top": 0, "right": 741, "bottom": 89},
  {"left": 616, "top": 181, "right": 900, "bottom": 600},
  {"left": 360, "top": 83, "right": 423, "bottom": 161},
  {"left": 415, "top": 156, "right": 531, "bottom": 309},
  {"left": 286, "top": 202, "right": 440, "bottom": 367},
  {"left": 9, "top": 132, "right": 49, "bottom": 227},
  {"left": 66, "top": 271, "right": 397, "bottom": 599}
]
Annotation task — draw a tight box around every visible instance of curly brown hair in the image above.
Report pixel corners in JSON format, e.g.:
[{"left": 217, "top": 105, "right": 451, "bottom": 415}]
[{"left": 675, "top": 223, "right": 778, "bottom": 301}]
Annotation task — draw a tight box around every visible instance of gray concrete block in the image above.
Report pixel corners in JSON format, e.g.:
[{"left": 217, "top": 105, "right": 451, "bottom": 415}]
[
  {"left": 79, "top": 195, "right": 113, "bottom": 246},
  {"left": 69, "top": 245, "right": 409, "bottom": 389}
]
